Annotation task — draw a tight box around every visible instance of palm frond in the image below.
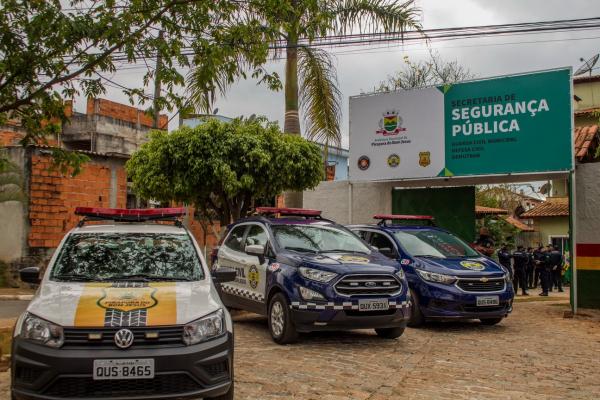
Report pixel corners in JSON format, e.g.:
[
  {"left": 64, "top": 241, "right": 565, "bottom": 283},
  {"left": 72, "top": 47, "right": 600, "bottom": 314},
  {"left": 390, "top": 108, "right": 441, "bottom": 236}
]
[
  {"left": 332, "top": 0, "right": 422, "bottom": 36},
  {"left": 298, "top": 46, "right": 341, "bottom": 149}
]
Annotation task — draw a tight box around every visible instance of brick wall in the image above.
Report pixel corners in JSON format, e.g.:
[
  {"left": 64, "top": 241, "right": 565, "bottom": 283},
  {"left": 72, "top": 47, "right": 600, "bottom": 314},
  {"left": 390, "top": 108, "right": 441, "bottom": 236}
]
[
  {"left": 28, "top": 154, "right": 127, "bottom": 249},
  {"left": 86, "top": 98, "right": 168, "bottom": 129}
]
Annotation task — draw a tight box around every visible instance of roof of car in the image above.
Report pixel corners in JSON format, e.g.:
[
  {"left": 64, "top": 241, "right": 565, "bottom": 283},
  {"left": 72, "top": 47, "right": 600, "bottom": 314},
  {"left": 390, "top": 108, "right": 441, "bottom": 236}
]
[
  {"left": 231, "top": 216, "right": 336, "bottom": 226},
  {"left": 348, "top": 224, "right": 442, "bottom": 231},
  {"left": 71, "top": 223, "right": 187, "bottom": 235}
]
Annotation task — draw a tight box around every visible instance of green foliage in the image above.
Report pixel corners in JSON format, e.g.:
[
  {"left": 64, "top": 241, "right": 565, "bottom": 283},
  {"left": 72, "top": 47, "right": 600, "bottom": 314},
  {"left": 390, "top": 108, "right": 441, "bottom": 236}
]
[
  {"left": 0, "top": 0, "right": 276, "bottom": 173},
  {"left": 126, "top": 118, "right": 323, "bottom": 224},
  {"left": 375, "top": 50, "right": 475, "bottom": 92},
  {"left": 476, "top": 216, "right": 519, "bottom": 248}
]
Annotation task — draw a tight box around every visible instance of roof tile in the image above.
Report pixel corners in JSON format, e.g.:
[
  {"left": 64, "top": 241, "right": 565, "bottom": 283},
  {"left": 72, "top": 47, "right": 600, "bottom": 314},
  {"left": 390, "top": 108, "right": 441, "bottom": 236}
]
[{"left": 520, "top": 197, "right": 569, "bottom": 218}]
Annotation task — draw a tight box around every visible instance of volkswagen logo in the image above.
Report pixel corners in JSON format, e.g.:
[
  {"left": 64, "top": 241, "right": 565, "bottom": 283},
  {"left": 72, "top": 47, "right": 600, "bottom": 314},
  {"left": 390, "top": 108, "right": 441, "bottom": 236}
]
[
  {"left": 364, "top": 281, "right": 377, "bottom": 287},
  {"left": 114, "top": 329, "right": 134, "bottom": 349}
]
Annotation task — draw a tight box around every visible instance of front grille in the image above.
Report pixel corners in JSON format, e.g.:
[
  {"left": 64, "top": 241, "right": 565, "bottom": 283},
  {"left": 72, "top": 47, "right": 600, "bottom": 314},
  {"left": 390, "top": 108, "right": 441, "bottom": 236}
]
[
  {"left": 456, "top": 278, "right": 505, "bottom": 293},
  {"left": 335, "top": 274, "right": 401, "bottom": 296},
  {"left": 63, "top": 326, "right": 184, "bottom": 348},
  {"left": 44, "top": 374, "right": 200, "bottom": 398}
]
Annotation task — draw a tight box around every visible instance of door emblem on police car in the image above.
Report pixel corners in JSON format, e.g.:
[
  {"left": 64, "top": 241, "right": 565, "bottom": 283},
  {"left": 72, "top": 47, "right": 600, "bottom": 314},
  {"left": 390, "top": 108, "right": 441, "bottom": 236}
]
[
  {"left": 460, "top": 261, "right": 485, "bottom": 271},
  {"left": 114, "top": 328, "right": 134, "bottom": 349},
  {"left": 248, "top": 265, "right": 260, "bottom": 289}
]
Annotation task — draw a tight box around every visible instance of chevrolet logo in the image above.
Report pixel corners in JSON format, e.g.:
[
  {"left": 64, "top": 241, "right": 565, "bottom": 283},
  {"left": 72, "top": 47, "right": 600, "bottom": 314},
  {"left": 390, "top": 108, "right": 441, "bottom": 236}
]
[{"left": 480, "top": 277, "right": 489, "bottom": 283}]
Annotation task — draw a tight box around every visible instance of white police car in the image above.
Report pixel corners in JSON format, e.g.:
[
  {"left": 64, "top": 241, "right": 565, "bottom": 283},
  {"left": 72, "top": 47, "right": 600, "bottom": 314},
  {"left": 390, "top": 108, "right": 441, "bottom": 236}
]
[{"left": 11, "top": 207, "right": 236, "bottom": 400}]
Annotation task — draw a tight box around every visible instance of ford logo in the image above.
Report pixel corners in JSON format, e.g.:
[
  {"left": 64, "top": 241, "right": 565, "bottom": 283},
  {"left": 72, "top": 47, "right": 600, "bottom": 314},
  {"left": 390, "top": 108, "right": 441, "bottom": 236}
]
[
  {"left": 114, "top": 329, "right": 134, "bottom": 349},
  {"left": 364, "top": 281, "right": 377, "bottom": 287}
]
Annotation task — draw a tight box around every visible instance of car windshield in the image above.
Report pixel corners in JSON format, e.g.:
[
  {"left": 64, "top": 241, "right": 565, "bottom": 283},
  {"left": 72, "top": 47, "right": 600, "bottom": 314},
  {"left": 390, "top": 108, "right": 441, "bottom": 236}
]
[
  {"left": 392, "top": 229, "right": 479, "bottom": 258},
  {"left": 272, "top": 223, "right": 371, "bottom": 254},
  {"left": 51, "top": 233, "right": 204, "bottom": 281}
]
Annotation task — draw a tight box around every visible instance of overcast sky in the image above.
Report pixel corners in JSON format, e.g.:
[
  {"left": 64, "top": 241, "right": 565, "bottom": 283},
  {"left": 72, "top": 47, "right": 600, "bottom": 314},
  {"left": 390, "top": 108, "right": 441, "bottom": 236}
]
[{"left": 75, "top": 0, "right": 600, "bottom": 151}]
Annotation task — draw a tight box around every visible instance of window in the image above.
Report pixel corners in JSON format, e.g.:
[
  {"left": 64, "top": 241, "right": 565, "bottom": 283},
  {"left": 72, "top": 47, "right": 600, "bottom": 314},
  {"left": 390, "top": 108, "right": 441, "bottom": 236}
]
[
  {"left": 272, "top": 223, "right": 371, "bottom": 254},
  {"left": 370, "top": 232, "right": 397, "bottom": 259},
  {"left": 354, "top": 230, "right": 370, "bottom": 241},
  {"left": 245, "top": 225, "right": 268, "bottom": 247},
  {"left": 224, "top": 225, "right": 247, "bottom": 252},
  {"left": 392, "top": 229, "right": 479, "bottom": 258},
  {"left": 51, "top": 233, "right": 203, "bottom": 281}
]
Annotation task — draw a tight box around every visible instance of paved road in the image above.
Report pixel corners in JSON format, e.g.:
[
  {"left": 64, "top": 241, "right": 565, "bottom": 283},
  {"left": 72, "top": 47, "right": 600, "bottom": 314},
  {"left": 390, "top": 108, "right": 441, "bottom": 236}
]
[
  {"left": 0, "top": 301, "right": 28, "bottom": 319},
  {"left": 2, "top": 295, "right": 599, "bottom": 399}
]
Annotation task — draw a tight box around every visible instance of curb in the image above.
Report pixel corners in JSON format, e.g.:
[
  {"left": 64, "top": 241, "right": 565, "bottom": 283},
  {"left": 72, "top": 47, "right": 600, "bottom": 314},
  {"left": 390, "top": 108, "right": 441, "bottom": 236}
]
[{"left": 0, "top": 295, "right": 33, "bottom": 301}]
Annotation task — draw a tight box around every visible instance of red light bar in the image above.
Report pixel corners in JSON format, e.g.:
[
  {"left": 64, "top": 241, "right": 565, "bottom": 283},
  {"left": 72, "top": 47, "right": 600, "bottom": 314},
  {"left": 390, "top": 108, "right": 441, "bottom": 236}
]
[
  {"left": 255, "top": 207, "right": 322, "bottom": 217},
  {"left": 374, "top": 214, "right": 434, "bottom": 221},
  {"left": 75, "top": 207, "right": 186, "bottom": 222}
]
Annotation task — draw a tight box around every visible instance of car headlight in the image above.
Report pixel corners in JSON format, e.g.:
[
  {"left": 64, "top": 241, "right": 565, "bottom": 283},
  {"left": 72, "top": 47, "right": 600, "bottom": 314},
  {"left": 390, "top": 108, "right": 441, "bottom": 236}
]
[
  {"left": 299, "top": 267, "right": 338, "bottom": 283},
  {"left": 395, "top": 268, "right": 405, "bottom": 280},
  {"left": 298, "top": 286, "right": 326, "bottom": 301},
  {"left": 416, "top": 269, "right": 456, "bottom": 285},
  {"left": 16, "top": 313, "right": 64, "bottom": 348},
  {"left": 183, "top": 309, "right": 225, "bottom": 346}
]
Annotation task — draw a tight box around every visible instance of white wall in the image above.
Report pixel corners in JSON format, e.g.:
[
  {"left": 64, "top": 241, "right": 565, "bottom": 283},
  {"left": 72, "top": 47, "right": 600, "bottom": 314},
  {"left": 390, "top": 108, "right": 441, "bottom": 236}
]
[
  {"left": 576, "top": 163, "right": 600, "bottom": 243},
  {"left": 303, "top": 180, "right": 395, "bottom": 225}
]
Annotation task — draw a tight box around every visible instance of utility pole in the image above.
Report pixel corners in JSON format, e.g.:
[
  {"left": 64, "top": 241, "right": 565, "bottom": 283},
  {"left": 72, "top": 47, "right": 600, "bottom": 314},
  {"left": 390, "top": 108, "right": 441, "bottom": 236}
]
[{"left": 152, "top": 30, "right": 164, "bottom": 129}]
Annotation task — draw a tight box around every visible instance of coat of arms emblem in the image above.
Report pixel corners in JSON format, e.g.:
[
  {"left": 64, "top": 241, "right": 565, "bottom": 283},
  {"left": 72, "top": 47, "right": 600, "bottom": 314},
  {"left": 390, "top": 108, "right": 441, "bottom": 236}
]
[
  {"left": 376, "top": 110, "right": 406, "bottom": 136},
  {"left": 418, "top": 151, "right": 431, "bottom": 167}
]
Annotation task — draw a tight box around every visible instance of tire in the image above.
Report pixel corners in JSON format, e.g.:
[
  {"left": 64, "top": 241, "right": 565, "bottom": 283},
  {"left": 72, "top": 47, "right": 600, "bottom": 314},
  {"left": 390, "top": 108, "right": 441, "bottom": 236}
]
[
  {"left": 480, "top": 317, "right": 503, "bottom": 326},
  {"left": 375, "top": 326, "right": 405, "bottom": 339},
  {"left": 268, "top": 293, "right": 299, "bottom": 344},
  {"left": 205, "top": 383, "right": 234, "bottom": 400},
  {"left": 407, "top": 289, "right": 425, "bottom": 327}
]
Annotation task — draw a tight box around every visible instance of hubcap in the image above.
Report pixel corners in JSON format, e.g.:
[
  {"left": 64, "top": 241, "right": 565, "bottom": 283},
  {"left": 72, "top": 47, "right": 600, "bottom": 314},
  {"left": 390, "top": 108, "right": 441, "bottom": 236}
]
[{"left": 270, "top": 301, "right": 285, "bottom": 337}]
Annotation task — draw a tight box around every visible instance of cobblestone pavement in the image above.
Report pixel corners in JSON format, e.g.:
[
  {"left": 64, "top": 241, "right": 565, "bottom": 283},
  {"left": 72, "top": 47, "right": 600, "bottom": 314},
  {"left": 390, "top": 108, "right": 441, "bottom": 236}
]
[{"left": 1, "top": 296, "right": 599, "bottom": 399}]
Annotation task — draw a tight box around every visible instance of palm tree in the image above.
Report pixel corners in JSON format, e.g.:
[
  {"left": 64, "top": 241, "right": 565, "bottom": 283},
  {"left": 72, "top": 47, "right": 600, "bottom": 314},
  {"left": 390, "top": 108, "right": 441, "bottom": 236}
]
[{"left": 187, "top": 0, "right": 422, "bottom": 151}]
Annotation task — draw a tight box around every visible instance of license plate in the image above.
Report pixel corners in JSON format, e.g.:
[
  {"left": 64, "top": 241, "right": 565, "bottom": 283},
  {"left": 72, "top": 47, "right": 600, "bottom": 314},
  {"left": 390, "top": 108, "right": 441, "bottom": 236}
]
[
  {"left": 93, "top": 359, "right": 154, "bottom": 380},
  {"left": 476, "top": 296, "right": 500, "bottom": 307},
  {"left": 358, "top": 299, "right": 389, "bottom": 311}
]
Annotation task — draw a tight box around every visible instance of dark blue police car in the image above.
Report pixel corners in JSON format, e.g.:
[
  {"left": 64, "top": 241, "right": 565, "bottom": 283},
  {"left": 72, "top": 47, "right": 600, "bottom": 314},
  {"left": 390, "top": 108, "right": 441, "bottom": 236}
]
[
  {"left": 349, "top": 215, "right": 514, "bottom": 326},
  {"left": 213, "top": 208, "right": 411, "bottom": 344}
]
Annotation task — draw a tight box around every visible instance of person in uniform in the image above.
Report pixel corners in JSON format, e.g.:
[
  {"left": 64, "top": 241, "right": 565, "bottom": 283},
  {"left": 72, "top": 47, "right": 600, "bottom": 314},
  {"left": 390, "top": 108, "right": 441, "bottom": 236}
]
[
  {"left": 548, "top": 245, "right": 564, "bottom": 292},
  {"left": 512, "top": 245, "right": 529, "bottom": 296},
  {"left": 526, "top": 247, "right": 535, "bottom": 289},
  {"left": 533, "top": 246, "right": 544, "bottom": 289},
  {"left": 538, "top": 246, "right": 552, "bottom": 296},
  {"left": 497, "top": 244, "right": 512, "bottom": 279}
]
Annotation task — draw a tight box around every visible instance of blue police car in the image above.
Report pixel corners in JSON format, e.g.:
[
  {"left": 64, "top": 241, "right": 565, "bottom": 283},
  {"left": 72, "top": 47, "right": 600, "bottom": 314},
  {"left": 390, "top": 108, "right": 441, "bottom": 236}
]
[
  {"left": 349, "top": 215, "right": 514, "bottom": 326},
  {"left": 213, "top": 208, "right": 411, "bottom": 344}
]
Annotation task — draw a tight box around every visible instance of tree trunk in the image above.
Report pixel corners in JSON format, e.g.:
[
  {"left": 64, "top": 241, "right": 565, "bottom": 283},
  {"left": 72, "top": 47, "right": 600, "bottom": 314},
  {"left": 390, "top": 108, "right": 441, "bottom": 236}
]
[
  {"left": 284, "top": 37, "right": 300, "bottom": 135},
  {"left": 283, "top": 34, "right": 304, "bottom": 208}
]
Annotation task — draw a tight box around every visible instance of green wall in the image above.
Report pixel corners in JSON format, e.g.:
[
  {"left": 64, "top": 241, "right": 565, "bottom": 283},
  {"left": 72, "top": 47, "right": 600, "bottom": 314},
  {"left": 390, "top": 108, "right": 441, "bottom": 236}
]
[
  {"left": 577, "top": 270, "right": 600, "bottom": 309},
  {"left": 392, "top": 187, "right": 475, "bottom": 242}
]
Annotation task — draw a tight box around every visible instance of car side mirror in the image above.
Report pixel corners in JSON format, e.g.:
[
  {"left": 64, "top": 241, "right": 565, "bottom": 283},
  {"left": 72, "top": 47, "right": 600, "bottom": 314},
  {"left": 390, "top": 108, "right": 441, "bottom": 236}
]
[
  {"left": 211, "top": 267, "right": 237, "bottom": 284},
  {"left": 20, "top": 267, "right": 41, "bottom": 285},
  {"left": 245, "top": 244, "right": 266, "bottom": 264},
  {"left": 378, "top": 247, "right": 397, "bottom": 259}
]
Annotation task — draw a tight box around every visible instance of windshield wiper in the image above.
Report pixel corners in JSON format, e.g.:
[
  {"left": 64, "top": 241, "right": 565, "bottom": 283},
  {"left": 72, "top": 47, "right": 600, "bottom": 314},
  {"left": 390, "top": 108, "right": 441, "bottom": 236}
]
[
  {"left": 112, "top": 274, "right": 192, "bottom": 282},
  {"left": 413, "top": 254, "right": 445, "bottom": 259},
  {"left": 325, "top": 249, "right": 369, "bottom": 254},
  {"left": 53, "top": 274, "right": 99, "bottom": 282},
  {"left": 284, "top": 246, "right": 319, "bottom": 254}
]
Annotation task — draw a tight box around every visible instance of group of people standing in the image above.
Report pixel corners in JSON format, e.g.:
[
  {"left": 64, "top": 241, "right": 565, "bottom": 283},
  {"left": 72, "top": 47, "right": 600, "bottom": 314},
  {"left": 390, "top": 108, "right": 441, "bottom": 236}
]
[{"left": 497, "top": 245, "right": 565, "bottom": 296}]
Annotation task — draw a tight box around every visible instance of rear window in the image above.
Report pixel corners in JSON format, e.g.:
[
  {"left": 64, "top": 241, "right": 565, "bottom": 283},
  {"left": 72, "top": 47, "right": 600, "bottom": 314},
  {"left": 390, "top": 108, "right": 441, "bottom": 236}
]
[{"left": 51, "top": 233, "right": 204, "bottom": 282}]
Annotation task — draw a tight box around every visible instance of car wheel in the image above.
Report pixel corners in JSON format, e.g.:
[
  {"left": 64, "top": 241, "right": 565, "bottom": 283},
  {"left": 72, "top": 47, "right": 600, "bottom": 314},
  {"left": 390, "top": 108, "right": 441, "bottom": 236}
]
[
  {"left": 268, "top": 293, "right": 299, "bottom": 345},
  {"left": 375, "top": 327, "right": 405, "bottom": 339},
  {"left": 205, "top": 383, "right": 234, "bottom": 400},
  {"left": 480, "top": 317, "right": 503, "bottom": 326},
  {"left": 407, "top": 289, "right": 425, "bottom": 327}
]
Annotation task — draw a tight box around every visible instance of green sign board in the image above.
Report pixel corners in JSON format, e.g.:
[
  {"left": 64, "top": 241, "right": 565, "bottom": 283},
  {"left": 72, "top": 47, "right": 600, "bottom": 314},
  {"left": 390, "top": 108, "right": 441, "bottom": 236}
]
[
  {"left": 442, "top": 68, "right": 573, "bottom": 177},
  {"left": 349, "top": 68, "right": 573, "bottom": 181}
]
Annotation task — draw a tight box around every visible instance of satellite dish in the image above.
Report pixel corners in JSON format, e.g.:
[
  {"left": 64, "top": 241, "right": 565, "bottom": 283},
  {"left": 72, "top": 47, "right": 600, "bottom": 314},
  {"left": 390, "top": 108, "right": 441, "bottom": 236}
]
[{"left": 574, "top": 54, "right": 599, "bottom": 76}]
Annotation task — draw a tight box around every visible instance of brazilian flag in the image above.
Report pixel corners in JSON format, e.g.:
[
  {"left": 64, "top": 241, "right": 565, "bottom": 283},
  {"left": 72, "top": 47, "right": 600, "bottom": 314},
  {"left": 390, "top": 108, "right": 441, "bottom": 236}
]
[{"left": 563, "top": 241, "right": 571, "bottom": 284}]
